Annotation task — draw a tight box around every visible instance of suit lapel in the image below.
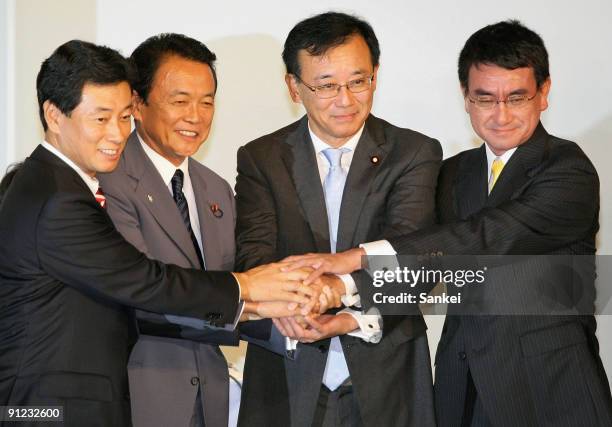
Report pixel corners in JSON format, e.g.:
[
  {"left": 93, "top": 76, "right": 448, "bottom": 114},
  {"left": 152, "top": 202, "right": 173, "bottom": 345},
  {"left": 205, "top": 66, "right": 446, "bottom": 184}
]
[
  {"left": 455, "top": 146, "right": 488, "bottom": 219},
  {"left": 190, "top": 161, "right": 222, "bottom": 269},
  {"left": 336, "top": 116, "right": 387, "bottom": 252},
  {"left": 283, "top": 117, "right": 331, "bottom": 253},
  {"left": 122, "top": 132, "right": 201, "bottom": 267},
  {"left": 485, "top": 123, "right": 548, "bottom": 208}
]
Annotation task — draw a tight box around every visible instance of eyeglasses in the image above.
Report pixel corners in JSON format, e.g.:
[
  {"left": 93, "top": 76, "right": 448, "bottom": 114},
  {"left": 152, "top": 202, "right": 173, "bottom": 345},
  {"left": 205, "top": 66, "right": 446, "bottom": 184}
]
[
  {"left": 295, "top": 74, "right": 374, "bottom": 99},
  {"left": 467, "top": 93, "right": 537, "bottom": 110}
]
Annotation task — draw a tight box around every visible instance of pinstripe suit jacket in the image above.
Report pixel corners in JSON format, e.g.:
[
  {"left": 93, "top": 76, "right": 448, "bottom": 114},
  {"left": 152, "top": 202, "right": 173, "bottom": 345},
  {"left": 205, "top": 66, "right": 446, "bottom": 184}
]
[{"left": 389, "top": 123, "right": 612, "bottom": 427}]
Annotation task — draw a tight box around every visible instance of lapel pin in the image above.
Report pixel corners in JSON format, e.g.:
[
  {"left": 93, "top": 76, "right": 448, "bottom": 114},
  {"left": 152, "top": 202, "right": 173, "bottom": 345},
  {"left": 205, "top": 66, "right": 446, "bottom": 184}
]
[
  {"left": 370, "top": 155, "right": 380, "bottom": 165},
  {"left": 210, "top": 203, "right": 223, "bottom": 218},
  {"left": 147, "top": 194, "right": 153, "bottom": 203}
]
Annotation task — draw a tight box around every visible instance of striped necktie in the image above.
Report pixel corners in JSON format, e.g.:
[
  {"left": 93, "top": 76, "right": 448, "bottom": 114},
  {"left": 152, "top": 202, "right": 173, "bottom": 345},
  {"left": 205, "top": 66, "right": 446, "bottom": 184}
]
[
  {"left": 488, "top": 158, "right": 504, "bottom": 193},
  {"left": 95, "top": 187, "right": 106, "bottom": 209},
  {"left": 171, "top": 169, "right": 205, "bottom": 269}
]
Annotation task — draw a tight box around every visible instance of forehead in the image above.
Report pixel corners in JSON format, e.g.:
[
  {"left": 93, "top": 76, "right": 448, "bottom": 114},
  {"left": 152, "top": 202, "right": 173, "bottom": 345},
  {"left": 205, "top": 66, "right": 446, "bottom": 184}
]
[
  {"left": 297, "top": 35, "right": 373, "bottom": 77},
  {"left": 467, "top": 64, "right": 537, "bottom": 91},
  {"left": 77, "top": 81, "right": 132, "bottom": 109},
  {"left": 151, "top": 55, "right": 215, "bottom": 93}
]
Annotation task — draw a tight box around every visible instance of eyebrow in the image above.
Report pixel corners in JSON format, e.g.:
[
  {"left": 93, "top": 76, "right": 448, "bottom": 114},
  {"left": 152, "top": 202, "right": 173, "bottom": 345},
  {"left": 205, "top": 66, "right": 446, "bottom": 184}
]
[
  {"left": 91, "top": 103, "right": 133, "bottom": 113},
  {"left": 168, "top": 90, "right": 215, "bottom": 98},
  {"left": 314, "top": 69, "right": 369, "bottom": 81},
  {"left": 472, "top": 88, "right": 530, "bottom": 96}
]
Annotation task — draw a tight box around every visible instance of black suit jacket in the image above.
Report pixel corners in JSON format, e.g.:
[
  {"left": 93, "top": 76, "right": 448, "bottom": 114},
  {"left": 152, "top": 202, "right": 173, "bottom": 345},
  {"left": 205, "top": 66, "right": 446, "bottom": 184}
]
[
  {"left": 390, "top": 124, "right": 612, "bottom": 426},
  {"left": 235, "top": 115, "right": 442, "bottom": 427},
  {"left": 0, "top": 146, "right": 239, "bottom": 427}
]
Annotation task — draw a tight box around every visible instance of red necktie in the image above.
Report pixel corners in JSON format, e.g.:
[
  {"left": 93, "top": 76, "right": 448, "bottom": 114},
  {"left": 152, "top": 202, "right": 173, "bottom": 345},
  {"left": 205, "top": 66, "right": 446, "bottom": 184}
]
[{"left": 95, "top": 187, "right": 106, "bottom": 209}]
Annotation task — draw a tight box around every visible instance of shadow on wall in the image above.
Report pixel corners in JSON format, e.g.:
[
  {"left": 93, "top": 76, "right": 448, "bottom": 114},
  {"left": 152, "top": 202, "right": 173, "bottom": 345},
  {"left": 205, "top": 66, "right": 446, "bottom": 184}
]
[{"left": 193, "top": 34, "right": 303, "bottom": 187}]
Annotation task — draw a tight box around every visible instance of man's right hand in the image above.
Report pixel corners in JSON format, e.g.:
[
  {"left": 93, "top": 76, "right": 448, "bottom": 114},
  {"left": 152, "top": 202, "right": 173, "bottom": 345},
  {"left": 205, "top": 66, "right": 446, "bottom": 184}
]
[
  {"left": 234, "top": 263, "right": 315, "bottom": 305},
  {"left": 281, "top": 247, "right": 365, "bottom": 283}
]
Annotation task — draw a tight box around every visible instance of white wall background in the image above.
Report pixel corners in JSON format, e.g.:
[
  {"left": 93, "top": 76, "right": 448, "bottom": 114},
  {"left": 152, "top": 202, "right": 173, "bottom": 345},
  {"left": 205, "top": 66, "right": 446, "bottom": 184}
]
[{"left": 2, "top": 0, "right": 612, "bottom": 379}]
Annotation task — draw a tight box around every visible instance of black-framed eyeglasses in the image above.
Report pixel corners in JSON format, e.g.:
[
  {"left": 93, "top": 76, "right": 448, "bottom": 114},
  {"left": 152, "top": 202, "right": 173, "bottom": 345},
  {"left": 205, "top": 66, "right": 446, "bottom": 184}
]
[
  {"left": 294, "top": 74, "right": 375, "bottom": 99},
  {"left": 467, "top": 93, "right": 537, "bottom": 110}
]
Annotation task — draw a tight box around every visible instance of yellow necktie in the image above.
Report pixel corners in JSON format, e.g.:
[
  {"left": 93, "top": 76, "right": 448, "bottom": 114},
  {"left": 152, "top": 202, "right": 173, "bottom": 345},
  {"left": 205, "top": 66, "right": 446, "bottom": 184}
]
[{"left": 489, "top": 158, "right": 504, "bottom": 193}]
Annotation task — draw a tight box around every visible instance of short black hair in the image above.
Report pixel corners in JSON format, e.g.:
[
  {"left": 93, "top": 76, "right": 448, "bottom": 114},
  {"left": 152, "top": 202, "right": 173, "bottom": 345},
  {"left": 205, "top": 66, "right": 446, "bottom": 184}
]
[
  {"left": 37, "top": 40, "right": 133, "bottom": 131},
  {"left": 458, "top": 20, "right": 549, "bottom": 94},
  {"left": 282, "top": 11, "right": 380, "bottom": 77},
  {"left": 130, "top": 33, "right": 218, "bottom": 102}
]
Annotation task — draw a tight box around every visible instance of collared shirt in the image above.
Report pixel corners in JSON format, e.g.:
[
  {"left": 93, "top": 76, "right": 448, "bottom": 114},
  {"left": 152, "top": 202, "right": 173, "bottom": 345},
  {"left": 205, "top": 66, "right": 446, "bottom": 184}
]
[
  {"left": 305, "top": 123, "right": 382, "bottom": 343},
  {"left": 484, "top": 143, "right": 516, "bottom": 185},
  {"left": 138, "top": 133, "right": 203, "bottom": 256},
  {"left": 41, "top": 141, "right": 100, "bottom": 196}
]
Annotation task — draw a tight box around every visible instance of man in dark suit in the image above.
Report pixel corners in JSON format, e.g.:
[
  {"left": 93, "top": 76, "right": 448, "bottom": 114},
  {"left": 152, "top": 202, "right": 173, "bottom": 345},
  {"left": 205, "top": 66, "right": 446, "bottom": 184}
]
[
  {"left": 0, "top": 40, "right": 318, "bottom": 427},
  {"left": 236, "top": 12, "right": 442, "bottom": 427},
  {"left": 287, "top": 20, "right": 612, "bottom": 427},
  {"left": 98, "top": 34, "right": 238, "bottom": 427}
]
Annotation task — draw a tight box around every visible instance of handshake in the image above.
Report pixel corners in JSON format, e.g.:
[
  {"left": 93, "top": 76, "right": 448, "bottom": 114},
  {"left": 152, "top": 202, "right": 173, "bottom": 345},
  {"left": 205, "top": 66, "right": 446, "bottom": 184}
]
[{"left": 234, "top": 248, "right": 366, "bottom": 342}]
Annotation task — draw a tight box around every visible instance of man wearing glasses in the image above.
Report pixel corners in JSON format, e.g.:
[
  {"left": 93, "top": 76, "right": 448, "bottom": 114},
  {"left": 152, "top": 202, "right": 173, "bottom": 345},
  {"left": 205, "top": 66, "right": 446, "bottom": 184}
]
[
  {"left": 235, "top": 11, "right": 441, "bottom": 427},
  {"left": 286, "top": 20, "right": 612, "bottom": 426}
]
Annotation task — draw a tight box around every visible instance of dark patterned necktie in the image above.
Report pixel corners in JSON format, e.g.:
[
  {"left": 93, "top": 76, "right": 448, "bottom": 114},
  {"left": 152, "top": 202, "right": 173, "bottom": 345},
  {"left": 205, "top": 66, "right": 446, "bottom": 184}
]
[{"left": 171, "top": 169, "right": 205, "bottom": 269}]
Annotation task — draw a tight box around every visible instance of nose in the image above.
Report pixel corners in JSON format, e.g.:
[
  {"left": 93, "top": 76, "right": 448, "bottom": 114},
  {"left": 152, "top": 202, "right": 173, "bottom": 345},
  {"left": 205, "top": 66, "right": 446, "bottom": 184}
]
[
  {"left": 184, "top": 102, "right": 201, "bottom": 124},
  {"left": 335, "top": 85, "right": 355, "bottom": 107},
  {"left": 107, "top": 118, "right": 129, "bottom": 144},
  {"left": 492, "top": 101, "right": 512, "bottom": 125}
]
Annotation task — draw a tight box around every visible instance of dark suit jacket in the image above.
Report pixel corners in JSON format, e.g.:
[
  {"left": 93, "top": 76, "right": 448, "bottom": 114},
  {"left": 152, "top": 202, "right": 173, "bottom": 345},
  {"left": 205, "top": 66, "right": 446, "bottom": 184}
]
[
  {"left": 99, "top": 132, "right": 238, "bottom": 427},
  {"left": 390, "top": 124, "right": 612, "bottom": 426},
  {"left": 235, "top": 115, "right": 442, "bottom": 427},
  {"left": 0, "top": 145, "right": 239, "bottom": 427}
]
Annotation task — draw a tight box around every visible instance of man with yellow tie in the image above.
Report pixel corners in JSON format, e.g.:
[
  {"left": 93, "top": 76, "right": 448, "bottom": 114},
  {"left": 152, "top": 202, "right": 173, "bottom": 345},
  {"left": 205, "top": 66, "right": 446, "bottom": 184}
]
[{"left": 286, "top": 20, "right": 612, "bottom": 426}]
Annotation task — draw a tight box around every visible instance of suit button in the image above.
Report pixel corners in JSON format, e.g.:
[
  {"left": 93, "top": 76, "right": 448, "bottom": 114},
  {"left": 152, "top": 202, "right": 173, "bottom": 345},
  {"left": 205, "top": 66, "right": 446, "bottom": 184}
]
[
  {"left": 191, "top": 376, "right": 200, "bottom": 386},
  {"left": 458, "top": 351, "right": 467, "bottom": 360},
  {"left": 318, "top": 345, "right": 328, "bottom": 354}
]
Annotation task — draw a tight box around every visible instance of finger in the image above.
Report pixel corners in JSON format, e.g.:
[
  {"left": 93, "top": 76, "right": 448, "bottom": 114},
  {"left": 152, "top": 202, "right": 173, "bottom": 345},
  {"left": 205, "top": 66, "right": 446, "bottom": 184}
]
[
  {"left": 303, "top": 265, "right": 327, "bottom": 285},
  {"left": 303, "top": 315, "right": 326, "bottom": 333},
  {"left": 282, "top": 282, "right": 316, "bottom": 298},
  {"left": 281, "top": 253, "right": 318, "bottom": 263},
  {"left": 272, "top": 318, "right": 290, "bottom": 337},
  {"left": 279, "top": 317, "right": 299, "bottom": 339},
  {"left": 280, "top": 258, "right": 323, "bottom": 272},
  {"left": 318, "top": 292, "right": 330, "bottom": 314}
]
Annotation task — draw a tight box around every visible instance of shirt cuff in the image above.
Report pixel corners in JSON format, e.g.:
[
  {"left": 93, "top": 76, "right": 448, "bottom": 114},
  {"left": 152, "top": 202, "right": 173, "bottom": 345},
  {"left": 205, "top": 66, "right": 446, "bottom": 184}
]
[
  {"left": 360, "top": 240, "right": 397, "bottom": 256},
  {"left": 340, "top": 307, "right": 382, "bottom": 343},
  {"left": 338, "top": 274, "right": 361, "bottom": 307},
  {"left": 286, "top": 337, "right": 298, "bottom": 351}
]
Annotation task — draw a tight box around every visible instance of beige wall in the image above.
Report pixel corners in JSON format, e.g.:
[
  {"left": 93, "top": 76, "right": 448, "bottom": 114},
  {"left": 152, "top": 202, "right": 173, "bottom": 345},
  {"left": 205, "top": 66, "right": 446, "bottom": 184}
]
[{"left": 13, "top": 0, "right": 96, "bottom": 162}]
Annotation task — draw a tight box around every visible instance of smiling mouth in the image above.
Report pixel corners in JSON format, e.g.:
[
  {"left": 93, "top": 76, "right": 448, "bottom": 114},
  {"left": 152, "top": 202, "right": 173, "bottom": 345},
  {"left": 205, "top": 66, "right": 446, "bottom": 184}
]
[
  {"left": 99, "top": 148, "right": 119, "bottom": 156},
  {"left": 177, "top": 130, "right": 198, "bottom": 138}
]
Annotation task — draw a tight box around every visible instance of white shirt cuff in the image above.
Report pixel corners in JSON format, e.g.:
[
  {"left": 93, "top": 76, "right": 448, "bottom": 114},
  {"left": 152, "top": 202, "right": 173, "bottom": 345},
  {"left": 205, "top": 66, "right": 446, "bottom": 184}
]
[
  {"left": 360, "top": 240, "right": 397, "bottom": 256},
  {"left": 286, "top": 337, "right": 298, "bottom": 351},
  {"left": 341, "top": 307, "right": 382, "bottom": 343},
  {"left": 338, "top": 273, "right": 361, "bottom": 307}
]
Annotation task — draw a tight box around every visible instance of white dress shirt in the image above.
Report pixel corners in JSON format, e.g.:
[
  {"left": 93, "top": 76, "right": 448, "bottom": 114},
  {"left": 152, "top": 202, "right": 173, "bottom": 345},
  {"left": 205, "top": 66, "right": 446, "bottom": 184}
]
[
  {"left": 138, "top": 134, "right": 204, "bottom": 259},
  {"left": 308, "top": 123, "right": 382, "bottom": 343}
]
